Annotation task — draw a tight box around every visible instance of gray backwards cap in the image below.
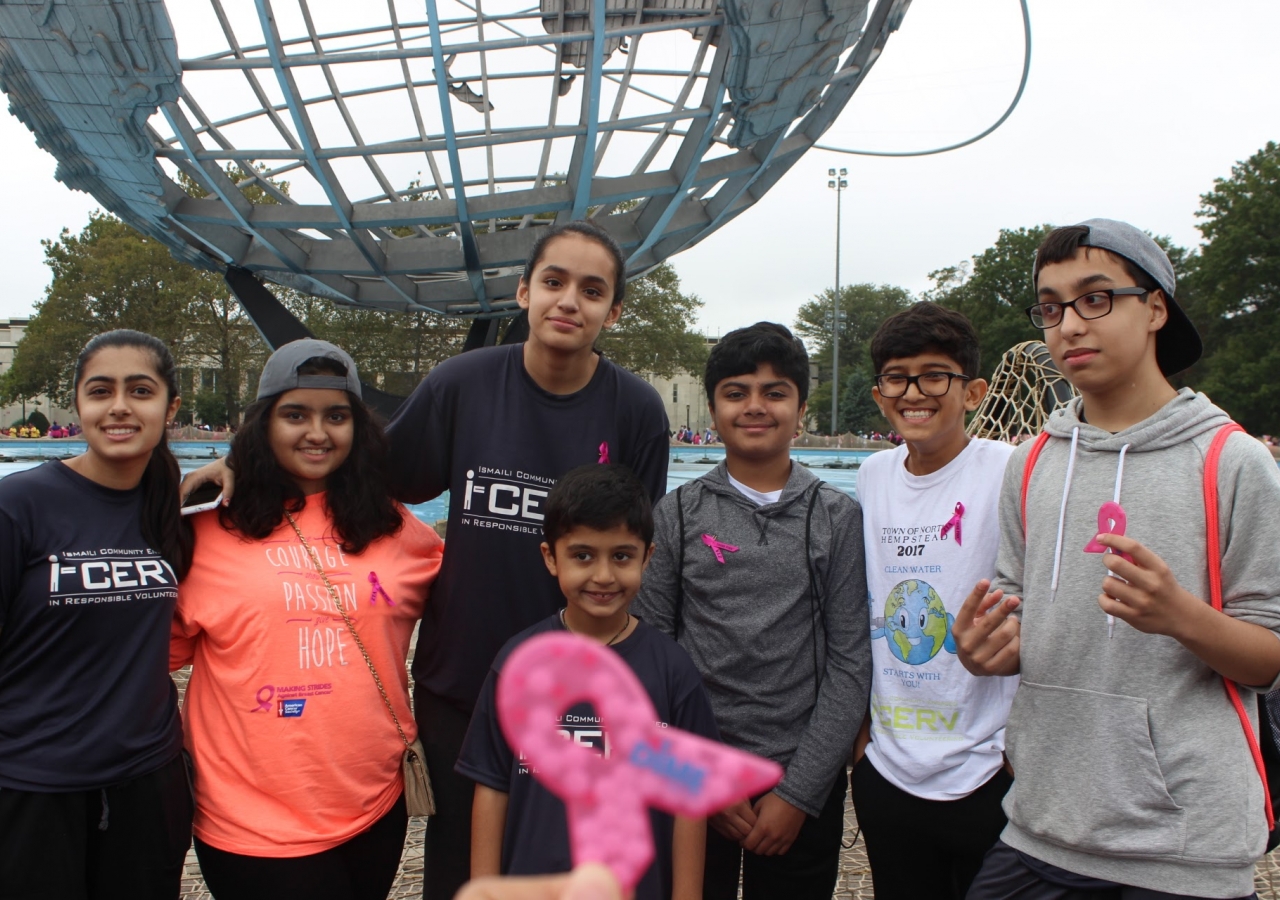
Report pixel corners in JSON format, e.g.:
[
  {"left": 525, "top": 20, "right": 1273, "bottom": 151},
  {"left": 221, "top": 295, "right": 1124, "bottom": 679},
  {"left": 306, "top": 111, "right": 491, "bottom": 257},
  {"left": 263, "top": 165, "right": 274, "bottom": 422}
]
[
  {"left": 1034, "top": 218, "right": 1202, "bottom": 376},
  {"left": 256, "top": 339, "right": 361, "bottom": 400}
]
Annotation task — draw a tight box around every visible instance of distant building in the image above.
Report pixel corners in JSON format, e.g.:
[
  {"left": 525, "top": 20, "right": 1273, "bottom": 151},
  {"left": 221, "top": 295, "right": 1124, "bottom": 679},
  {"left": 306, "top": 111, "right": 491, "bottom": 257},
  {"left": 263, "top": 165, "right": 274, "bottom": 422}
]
[
  {"left": 642, "top": 336, "right": 716, "bottom": 437},
  {"left": 0, "top": 318, "right": 76, "bottom": 430}
]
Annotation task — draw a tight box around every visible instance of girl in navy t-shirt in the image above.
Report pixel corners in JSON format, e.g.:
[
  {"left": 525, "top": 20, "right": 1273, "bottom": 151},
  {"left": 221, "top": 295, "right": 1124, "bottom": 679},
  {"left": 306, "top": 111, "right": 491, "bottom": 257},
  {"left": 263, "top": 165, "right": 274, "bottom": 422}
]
[{"left": 0, "top": 330, "right": 195, "bottom": 899}]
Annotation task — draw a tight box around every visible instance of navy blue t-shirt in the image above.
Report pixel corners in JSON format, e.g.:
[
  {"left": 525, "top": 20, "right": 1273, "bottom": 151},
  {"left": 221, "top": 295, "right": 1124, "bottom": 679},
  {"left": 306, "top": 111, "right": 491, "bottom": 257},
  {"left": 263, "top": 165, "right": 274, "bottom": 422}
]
[
  {"left": 457, "top": 616, "right": 719, "bottom": 900},
  {"left": 0, "top": 461, "right": 183, "bottom": 790},
  {"left": 384, "top": 344, "right": 669, "bottom": 710}
]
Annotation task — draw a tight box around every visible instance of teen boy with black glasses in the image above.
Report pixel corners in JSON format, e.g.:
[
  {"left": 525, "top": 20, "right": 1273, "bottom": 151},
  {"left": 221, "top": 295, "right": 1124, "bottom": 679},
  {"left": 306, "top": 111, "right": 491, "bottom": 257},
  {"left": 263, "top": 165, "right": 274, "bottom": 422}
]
[
  {"left": 957, "top": 219, "right": 1280, "bottom": 900},
  {"left": 851, "top": 302, "right": 1019, "bottom": 900}
]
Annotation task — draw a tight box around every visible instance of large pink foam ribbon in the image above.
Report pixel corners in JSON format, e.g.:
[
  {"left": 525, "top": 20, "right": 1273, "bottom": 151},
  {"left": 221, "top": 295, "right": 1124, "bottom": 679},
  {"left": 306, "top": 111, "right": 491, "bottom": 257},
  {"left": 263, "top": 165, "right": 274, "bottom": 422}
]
[
  {"left": 497, "top": 633, "right": 782, "bottom": 891},
  {"left": 701, "top": 533, "right": 739, "bottom": 564},
  {"left": 1083, "top": 501, "right": 1134, "bottom": 563},
  {"left": 368, "top": 571, "right": 395, "bottom": 606},
  {"left": 598, "top": 442, "right": 610, "bottom": 464},
  {"left": 940, "top": 501, "right": 964, "bottom": 546}
]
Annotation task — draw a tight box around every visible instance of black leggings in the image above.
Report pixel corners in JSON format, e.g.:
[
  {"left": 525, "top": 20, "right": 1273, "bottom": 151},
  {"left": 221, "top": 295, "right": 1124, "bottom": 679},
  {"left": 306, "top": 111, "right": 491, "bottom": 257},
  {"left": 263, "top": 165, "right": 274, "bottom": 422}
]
[{"left": 194, "top": 792, "right": 407, "bottom": 900}]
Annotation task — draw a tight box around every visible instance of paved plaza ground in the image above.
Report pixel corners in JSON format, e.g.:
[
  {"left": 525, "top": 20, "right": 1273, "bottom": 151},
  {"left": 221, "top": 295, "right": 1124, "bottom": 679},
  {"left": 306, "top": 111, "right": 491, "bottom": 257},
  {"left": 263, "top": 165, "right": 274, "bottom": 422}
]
[
  {"left": 177, "top": 798, "right": 1280, "bottom": 899},
  {"left": 171, "top": 666, "right": 1280, "bottom": 900}
]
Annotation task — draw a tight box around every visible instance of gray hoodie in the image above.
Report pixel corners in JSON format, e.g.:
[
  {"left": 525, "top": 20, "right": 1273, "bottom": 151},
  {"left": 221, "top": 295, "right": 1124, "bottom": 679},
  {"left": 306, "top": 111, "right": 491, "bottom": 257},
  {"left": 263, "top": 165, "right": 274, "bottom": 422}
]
[
  {"left": 992, "top": 389, "right": 1280, "bottom": 898},
  {"left": 633, "top": 462, "right": 870, "bottom": 817}
]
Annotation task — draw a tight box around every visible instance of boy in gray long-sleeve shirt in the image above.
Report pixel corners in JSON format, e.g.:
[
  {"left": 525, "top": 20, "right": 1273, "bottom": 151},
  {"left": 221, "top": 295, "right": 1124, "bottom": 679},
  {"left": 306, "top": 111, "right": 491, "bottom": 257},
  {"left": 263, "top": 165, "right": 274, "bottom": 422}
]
[{"left": 634, "top": 322, "right": 870, "bottom": 900}]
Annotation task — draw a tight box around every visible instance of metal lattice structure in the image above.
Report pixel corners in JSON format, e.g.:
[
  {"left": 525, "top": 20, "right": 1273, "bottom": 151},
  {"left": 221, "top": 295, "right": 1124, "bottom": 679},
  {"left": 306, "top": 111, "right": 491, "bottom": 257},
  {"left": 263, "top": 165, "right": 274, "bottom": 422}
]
[
  {"left": 967, "top": 340, "right": 1077, "bottom": 443},
  {"left": 0, "top": 0, "right": 912, "bottom": 327}
]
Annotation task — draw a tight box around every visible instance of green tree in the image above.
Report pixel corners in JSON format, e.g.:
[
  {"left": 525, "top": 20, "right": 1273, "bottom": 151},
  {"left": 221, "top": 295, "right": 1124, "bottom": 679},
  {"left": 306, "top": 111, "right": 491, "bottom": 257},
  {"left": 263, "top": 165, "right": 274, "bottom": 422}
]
[
  {"left": 795, "top": 283, "right": 915, "bottom": 375},
  {"left": 284, "top": 297, "right": 468, "bottom": 396},
  {"left": 597, "top": 263, "right": 706, "bottom": 378},
  {"left": 794, "top": 283, "right": 913, "bottom": 432},
  {"left": 838, "top": 367, "right": 886, "bottom": 435},
  {"left": 1189, "top": 141, "right": 1280, "bottom": 433},
  {"left": 4, "top": 213, "right": 204, "bottom": 407},
  {"left": 923, "top": 226, "right": 1052, "bottom": 381}
]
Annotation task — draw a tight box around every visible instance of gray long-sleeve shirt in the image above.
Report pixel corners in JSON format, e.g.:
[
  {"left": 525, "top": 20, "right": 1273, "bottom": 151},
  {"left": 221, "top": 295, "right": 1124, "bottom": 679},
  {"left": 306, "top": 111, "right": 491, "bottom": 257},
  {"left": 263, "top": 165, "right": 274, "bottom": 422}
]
[{"left": 633, "top": 462, "right": 871, "bottom": 816}]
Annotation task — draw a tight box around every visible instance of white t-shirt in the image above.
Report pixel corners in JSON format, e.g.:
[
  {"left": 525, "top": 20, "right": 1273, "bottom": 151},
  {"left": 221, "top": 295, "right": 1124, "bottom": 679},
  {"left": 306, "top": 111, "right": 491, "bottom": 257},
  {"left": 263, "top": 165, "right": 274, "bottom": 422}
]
[
  {"left": 728, "top": 472, "right": 783, "bottom": 506},
  {"left": 856, "top": 438, "right": 1019, "bottom": 800}
]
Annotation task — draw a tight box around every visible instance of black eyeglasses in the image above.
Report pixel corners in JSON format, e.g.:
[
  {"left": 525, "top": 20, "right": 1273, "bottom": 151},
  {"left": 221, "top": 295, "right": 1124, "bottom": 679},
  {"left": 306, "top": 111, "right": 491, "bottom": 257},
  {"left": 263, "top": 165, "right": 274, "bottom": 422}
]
[
  {"left": 1025, "top": 287, "right": 1149, "bottom": 329},
  {"left": 874, "top": 372, "right": 971, "bottom": 398}
]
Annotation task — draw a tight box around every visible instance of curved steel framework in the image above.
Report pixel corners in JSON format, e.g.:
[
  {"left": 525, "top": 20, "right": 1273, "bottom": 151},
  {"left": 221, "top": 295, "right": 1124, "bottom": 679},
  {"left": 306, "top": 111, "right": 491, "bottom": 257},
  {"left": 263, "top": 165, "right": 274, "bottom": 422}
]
[{"left": 0, "top": 0, "right": 911, "bottom": 320}]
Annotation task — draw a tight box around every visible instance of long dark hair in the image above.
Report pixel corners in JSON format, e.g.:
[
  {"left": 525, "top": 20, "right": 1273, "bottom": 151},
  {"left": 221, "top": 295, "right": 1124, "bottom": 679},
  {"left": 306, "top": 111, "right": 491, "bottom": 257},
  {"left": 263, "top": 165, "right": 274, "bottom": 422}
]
[
  {"left": 73, "top": 330, "right": 194, "bottom": 580},
  {"left": 219, "top": 357, "right": 402, "bottom": 553}
]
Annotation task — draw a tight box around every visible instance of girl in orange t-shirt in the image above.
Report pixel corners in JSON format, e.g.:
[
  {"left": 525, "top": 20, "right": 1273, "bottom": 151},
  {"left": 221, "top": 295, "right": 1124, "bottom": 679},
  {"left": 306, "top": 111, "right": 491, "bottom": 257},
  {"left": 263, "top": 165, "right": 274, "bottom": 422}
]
[{"left": 171, "top": 340, "right": 442, "bottom": 900}]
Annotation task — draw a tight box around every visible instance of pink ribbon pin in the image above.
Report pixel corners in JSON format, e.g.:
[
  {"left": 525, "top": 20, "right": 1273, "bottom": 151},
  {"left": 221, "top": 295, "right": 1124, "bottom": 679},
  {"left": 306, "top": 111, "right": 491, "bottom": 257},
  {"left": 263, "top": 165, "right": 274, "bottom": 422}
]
[
  {"left": 940, "top": 501, "right": 964, "bottom": 546},
  {"left": 368, "top": 571, "right": 395, "bottom": 606},
  {"left": 497, "top": 633, "right": 782, "bottom": 891},
  {"left": 598, "top": 442, "right": 610, "bottom": 464},
  {"left": 1083, "top": 501, "right": 1135, "bottom": 563},
  {"left": 701, "top": 533, "right": 739, "bottom": 564}
]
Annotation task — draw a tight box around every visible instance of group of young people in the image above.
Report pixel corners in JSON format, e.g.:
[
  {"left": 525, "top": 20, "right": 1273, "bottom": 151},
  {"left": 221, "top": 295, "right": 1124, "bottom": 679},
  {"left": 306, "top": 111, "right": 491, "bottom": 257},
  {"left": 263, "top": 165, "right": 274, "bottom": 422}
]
[{"left": 0, "top": 215, "right": 1277, "bottom": 900}]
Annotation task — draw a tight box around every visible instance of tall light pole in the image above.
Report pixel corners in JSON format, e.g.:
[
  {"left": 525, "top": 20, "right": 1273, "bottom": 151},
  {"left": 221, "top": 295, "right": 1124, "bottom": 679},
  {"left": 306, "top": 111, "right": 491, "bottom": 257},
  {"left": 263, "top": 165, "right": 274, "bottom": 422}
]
[{"left": 827, "top": 168, "right": 847, "bottom": 435}]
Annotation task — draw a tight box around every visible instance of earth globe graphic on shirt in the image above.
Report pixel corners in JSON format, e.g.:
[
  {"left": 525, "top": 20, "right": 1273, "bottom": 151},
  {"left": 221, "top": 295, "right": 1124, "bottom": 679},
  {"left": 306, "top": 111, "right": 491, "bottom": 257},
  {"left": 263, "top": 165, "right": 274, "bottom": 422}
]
[{"left": 880, "top": 579, "right": 955, "bottom": 666}]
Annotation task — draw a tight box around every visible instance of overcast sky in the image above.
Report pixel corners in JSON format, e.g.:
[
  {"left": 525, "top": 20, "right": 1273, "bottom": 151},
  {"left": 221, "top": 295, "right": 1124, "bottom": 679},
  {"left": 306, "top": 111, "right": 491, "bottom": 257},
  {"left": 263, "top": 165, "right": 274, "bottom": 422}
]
[{"left": 1, "top": 0, "right": 1278, "bottom": 339}]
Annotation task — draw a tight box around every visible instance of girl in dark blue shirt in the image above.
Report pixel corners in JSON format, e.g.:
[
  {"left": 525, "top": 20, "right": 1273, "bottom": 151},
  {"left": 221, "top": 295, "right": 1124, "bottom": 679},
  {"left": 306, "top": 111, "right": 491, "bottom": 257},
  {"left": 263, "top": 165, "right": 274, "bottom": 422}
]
[{"left": 0, "top": 330, "right": 194, "bottom": 899}]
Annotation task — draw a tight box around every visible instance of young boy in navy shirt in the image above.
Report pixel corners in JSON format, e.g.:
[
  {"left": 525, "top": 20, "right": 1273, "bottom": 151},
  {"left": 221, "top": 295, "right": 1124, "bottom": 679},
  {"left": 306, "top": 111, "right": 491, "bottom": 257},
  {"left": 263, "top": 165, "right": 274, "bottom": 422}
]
[
  {"left": 635, "top": 323, "right": 870, "bottom": 900},
  {"left": 958, "top": 219, "right": 1280, "bottom": 899},
  {"left": 458, "top": 464, "right": 717, "bottom": 900},
  {"left": 852, "top": 302, "right": 1017, "bottom": 899}
]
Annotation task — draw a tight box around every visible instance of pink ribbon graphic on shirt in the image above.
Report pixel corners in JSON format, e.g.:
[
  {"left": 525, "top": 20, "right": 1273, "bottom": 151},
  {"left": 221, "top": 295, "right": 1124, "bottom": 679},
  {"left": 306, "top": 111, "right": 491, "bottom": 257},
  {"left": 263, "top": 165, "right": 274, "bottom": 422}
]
[
  {"left": 497, "top": 632, "right": 781, "bottom": 892},
  {"left": 369, "top": 571, "right": 395, "bottom": 606},
  {"left": 598, "top": 441, "right": 610, "bottom": 464},
  {"left": 940, "top": 502, "right": 964, "bottom": 547},
  {"left": 701, "top": 533, "right": 739, "bottom": 564},
  {"left": 251, "top": 685, "right": 274, "bottom": 712},
  {"left": 1083, "top": 501, "right": 1135, "bottom": 563}
]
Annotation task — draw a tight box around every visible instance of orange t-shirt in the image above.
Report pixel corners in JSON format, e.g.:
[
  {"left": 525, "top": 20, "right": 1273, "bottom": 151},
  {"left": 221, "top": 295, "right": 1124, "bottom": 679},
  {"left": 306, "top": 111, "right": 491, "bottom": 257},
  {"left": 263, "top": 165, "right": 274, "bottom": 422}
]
[{"left": 171, "top": 494, "right": 443, "bottom": 857}]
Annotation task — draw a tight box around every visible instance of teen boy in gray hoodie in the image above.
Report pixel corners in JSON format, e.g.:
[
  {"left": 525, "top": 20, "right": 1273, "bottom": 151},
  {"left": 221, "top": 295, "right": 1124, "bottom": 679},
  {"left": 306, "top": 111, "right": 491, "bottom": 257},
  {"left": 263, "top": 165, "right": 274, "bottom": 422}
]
[
  {"left": 957, "top": 220, "right": 1280, "bottom": 900},
  {"left": 634, "top": 322, "right": 870, "bottom": 900}
]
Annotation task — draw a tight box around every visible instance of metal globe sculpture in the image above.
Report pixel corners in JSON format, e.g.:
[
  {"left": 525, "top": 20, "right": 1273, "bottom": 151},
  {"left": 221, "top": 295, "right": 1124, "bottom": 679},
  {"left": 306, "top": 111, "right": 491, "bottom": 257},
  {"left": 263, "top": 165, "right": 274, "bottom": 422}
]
[{"left": 0, "top": 0, "right": 910, "bottom": 334}]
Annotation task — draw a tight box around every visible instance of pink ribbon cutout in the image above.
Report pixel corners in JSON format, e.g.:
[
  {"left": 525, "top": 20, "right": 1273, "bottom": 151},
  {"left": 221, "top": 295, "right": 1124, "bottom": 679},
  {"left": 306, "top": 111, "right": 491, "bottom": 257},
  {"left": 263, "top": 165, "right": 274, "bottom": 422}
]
[
  {"left": 368, "top": 571, "right": 395, "bottom": 606},
  {"left": 497, "top": 633, "right": 781, "bottom": 891},
  {"left": 940, "top": 502, "right": 964, "bottom": 546},
  {"left": 598, "top": 441, "right": 610, "bottom": 464},
  {"left": 701, "top": 533, "right": 739, "bottom": 564},
  {"left": 1083, "top": 501, "right": 1135, "bottom": 563}
]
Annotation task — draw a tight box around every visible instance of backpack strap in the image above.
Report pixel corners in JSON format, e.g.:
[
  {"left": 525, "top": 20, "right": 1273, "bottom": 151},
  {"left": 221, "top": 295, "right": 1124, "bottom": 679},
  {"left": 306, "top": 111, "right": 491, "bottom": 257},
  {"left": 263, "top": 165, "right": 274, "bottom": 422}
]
[
  {"left": 1020, "top": 432, "right": 1052, "bottom": 538},
  {"left": 1203, "top": 422, "right": 1275, "bottom": 830},
  {"left": 673, "top": 484, "right": 686, "bottom": 641}
]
